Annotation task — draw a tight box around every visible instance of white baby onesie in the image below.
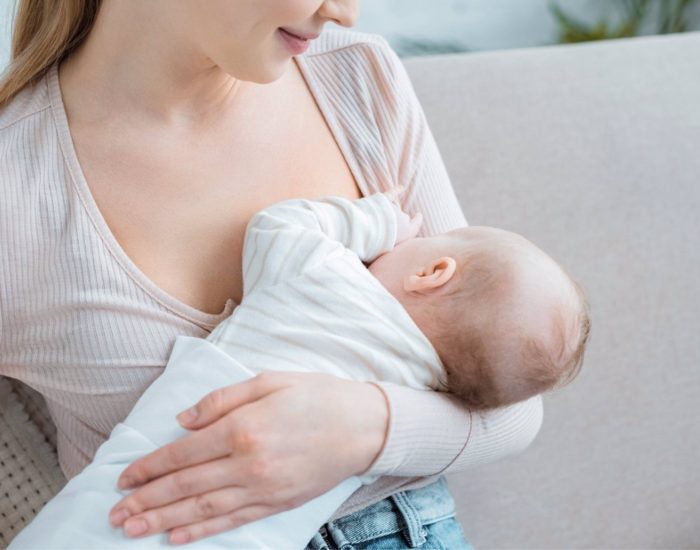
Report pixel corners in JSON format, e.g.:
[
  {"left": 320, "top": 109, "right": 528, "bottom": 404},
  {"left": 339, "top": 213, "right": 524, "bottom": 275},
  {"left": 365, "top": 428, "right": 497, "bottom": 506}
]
[{"left": 10, "top": 192, "right": 447, "bottom": 549}]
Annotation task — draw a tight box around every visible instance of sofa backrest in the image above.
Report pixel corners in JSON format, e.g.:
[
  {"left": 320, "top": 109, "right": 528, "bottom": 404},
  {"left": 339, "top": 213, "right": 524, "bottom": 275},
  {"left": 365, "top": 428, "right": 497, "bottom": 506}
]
[{"left": 403, "top": 32, "right": 700, "bottom": 548}]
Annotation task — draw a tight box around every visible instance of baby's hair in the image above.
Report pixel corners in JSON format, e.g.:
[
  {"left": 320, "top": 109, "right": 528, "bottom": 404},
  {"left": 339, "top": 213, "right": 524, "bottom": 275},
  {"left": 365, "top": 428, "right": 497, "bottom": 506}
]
[
  {"left": 551, "top": 275, "right": 591, "bottom": 389},
  {"left": 431, "top": 241, "right": 591, "bottom": 410}
]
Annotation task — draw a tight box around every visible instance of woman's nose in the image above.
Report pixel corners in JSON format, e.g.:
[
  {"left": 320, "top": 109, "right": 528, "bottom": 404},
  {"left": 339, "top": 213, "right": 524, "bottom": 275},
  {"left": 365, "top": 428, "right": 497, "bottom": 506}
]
[{"left": 317, "top": 0, "right": 359, "bottom": 28}]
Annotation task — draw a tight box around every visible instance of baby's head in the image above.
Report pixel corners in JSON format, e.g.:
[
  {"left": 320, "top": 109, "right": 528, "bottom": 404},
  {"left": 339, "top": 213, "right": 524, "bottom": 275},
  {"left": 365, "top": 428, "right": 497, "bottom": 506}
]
[{"left": 368, "top": 226, "right": 590, "bottom": 409}]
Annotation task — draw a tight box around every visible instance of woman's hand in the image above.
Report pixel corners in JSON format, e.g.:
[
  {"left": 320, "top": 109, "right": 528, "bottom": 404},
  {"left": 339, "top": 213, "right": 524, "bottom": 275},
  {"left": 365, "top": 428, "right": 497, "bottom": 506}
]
[{"left": 108, "top": 372, "right": 389, "bottom": 545}]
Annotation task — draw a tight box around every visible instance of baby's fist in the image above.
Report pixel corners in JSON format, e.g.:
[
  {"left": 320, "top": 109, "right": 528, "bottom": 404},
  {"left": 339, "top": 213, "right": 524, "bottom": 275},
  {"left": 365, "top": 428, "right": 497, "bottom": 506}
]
[{"left": 391, "top": 201, "right": 423, "bottom": 246}]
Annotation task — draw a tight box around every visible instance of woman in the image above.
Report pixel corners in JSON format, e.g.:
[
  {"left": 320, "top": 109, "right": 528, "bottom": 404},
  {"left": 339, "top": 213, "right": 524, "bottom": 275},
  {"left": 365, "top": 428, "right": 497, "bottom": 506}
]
[{"left": 0, "top": 0, "right": 543, "bottom": 547}]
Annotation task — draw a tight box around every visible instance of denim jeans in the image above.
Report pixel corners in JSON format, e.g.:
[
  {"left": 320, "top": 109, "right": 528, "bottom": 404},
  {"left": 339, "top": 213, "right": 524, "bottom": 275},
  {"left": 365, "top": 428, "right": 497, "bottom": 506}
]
[{"left": 304, "top": 476, "right": 472, "bottom": 549}]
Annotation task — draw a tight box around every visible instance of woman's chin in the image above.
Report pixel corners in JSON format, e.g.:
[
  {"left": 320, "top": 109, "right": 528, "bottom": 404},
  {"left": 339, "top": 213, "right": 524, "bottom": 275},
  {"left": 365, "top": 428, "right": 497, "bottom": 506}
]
[
  {"left": 217, "top": 52, "right": 290, "bottom": 85},
  {"left": 242, "top": 58, "right": 292, "bottom": 85}
]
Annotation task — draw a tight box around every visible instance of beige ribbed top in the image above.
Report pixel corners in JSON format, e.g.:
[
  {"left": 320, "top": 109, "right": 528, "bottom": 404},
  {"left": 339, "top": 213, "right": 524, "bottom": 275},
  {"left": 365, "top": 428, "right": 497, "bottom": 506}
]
[{"left": 0, "top": 28, "right": 543, "bottom": 521}]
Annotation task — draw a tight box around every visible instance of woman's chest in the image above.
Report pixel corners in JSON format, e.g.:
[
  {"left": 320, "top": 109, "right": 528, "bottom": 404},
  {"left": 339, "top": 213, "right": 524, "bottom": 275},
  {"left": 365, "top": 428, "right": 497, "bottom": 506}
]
[{"left": 72, "top": 64, "right": 364, "bottom": 313}]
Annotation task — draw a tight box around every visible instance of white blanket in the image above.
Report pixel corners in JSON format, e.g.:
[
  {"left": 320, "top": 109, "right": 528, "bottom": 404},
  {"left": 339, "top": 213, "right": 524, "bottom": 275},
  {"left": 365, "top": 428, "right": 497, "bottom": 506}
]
[{"left": 9, "top": 336, "right": 374, "bottom": 549}]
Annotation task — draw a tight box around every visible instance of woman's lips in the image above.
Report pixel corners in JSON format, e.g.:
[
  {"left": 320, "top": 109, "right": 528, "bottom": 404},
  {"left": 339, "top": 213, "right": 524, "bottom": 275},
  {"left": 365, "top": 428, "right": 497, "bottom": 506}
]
[{"left": 277, "top": 28, "right": 311, "bottom": 55}]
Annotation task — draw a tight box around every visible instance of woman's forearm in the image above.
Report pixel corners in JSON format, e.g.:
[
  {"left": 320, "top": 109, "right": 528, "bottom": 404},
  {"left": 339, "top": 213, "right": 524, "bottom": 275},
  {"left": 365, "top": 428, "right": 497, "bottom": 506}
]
[{"left": 362, "top": 381, "right": 543, "bottom": 478}]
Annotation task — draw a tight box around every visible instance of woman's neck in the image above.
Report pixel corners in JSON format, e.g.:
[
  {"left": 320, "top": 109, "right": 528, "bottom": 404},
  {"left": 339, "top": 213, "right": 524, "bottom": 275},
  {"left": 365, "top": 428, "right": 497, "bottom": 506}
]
[{"left": 58, "top": 0, "right": 244, "bottom": 127}]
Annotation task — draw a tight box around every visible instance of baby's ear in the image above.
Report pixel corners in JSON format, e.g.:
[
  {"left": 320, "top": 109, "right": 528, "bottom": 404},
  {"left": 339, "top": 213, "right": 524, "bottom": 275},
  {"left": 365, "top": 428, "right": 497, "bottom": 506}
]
[{"left": 404, "top": 257, "right": 457, "bottom": 293}]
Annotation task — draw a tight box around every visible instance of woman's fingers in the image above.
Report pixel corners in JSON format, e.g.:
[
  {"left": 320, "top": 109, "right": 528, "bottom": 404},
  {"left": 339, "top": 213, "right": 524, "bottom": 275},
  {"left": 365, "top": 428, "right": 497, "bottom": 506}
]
[
  {"left": 105, "top": 373, "right": 380, "bottom": 544},
  {"left": 177, "top": 373, "right": 278, "bottom": 430},
  {"left": 117, "top": 420, "right": 231, "bottom": 490},
  {"left": 117, "top": 486, "right": 253, "bottom": 539},
  {"left": 167, "top": 504, "right": 278, "bottom": 546},
  {"left": 120, "top": 373, "right": 286, "bottom": 490},
  {"left": 110, "top": 456, "right": 239, "bottom": 525}
]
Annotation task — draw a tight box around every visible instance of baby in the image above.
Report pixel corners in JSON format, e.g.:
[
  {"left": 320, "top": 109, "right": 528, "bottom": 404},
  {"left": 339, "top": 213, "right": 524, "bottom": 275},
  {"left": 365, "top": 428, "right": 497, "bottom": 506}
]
[
  {"left": 10, "top": 190, "right": 589, "bottom": 549},
  {"left": 373, "top": 203, "right": 590, "bottom": 410}
]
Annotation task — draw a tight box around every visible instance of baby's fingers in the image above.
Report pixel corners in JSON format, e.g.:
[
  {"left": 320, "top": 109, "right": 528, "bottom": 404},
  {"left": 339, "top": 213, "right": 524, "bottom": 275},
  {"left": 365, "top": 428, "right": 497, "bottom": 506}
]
[
  {"left": 408, "top": 212, "right": 423, "bottom": 238},
  {"left": 383, "top": 185, "right": 407, "bottom": 203}
]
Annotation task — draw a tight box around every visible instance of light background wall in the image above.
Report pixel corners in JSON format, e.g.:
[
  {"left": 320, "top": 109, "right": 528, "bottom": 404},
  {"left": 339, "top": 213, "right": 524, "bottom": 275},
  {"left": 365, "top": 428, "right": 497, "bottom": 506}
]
[
  {"left": 0, "top": 0, "right": 14, "bottom": 69},
  {"left": 2, "top": 0, "right": 700, "bottom": 70},
  {"left": 357, "top": 0, "right": 700, "bottom": 54}
]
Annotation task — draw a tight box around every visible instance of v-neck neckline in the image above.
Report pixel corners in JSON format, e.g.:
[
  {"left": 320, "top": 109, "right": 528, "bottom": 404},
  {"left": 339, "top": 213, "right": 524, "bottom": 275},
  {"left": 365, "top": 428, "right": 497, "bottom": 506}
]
[{"left": 45, "top": 47, "right": 370, "bottom": 330}]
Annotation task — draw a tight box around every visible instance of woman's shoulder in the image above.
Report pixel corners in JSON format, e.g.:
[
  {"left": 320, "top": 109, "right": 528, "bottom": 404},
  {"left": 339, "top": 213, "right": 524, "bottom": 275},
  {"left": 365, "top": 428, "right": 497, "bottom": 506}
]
[
  {"left": 0, "top": 68, "right": 51, "bottom": 134},
  {"left": 302, "top": 28, "right": 406, "bottom": 90},
  {"left": 305, "top": 28, "right": 389, "bottom": 55},
  {"left": 300, "top": 29, "right": 433, "bottom": 197},
  {"left": 1, "top": 68, "right": 54, "bottom": 172},
  {"left": 0, "top": 69, "right": 57, "bottom": 211},
  {"left": 300, "top": 28, "right": 416, "bottom": 134}
]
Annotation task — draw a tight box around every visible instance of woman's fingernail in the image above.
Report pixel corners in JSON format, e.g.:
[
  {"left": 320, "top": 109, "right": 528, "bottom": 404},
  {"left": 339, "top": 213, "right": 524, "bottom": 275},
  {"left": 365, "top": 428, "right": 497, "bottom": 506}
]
[
  {"left": 110, "top": 507, "right": 131, "bottom": 526},
  {"left": 170, "top": 530, "right": 191, "bottom": 545},
  {"left": 124, "top": 517, "right": 148, "bottom": 537},
  {"left": 177, "top": 406, "right": 198, "bottom": 424}
]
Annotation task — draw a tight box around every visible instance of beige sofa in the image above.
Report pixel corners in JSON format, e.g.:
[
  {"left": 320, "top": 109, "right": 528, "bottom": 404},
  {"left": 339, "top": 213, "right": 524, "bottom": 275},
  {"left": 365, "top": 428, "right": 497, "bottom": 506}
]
[{"left": 2, "top": 31, "right": 699, "bottom": 548}]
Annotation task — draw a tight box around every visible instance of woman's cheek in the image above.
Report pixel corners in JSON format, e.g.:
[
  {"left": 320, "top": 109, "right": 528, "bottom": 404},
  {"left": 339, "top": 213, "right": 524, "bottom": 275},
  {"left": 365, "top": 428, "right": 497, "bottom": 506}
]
[{"left": 268, "top": 0, "right": 324, "bottom": 23}]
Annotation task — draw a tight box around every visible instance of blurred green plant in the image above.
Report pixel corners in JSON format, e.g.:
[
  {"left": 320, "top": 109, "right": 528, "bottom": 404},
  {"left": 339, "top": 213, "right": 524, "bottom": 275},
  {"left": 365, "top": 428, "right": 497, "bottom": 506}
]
[
  {"left": 394, "top": 37, "right": 469, "bottom": 58},
  {"left": 550, "top": 0, "right": 699, "bottom": 43}
]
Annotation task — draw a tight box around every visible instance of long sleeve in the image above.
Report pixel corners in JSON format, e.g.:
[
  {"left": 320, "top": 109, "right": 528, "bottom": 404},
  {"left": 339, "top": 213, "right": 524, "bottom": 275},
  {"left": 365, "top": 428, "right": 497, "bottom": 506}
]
[
  {"left": 361, "top": 37, "right": 544, "bottom": 478},
  {"left": 242, "top": 193, "right": 397, "bottom": 296}
]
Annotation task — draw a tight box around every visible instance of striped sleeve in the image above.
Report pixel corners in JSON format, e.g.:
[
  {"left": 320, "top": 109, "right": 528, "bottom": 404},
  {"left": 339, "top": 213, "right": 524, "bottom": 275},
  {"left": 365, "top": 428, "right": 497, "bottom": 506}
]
[
  {"left": 242, "top": 193, "right": 398, "bottom": 296},
  {"left": 360, "top": 37, "right": 544, "bottom": 477}
]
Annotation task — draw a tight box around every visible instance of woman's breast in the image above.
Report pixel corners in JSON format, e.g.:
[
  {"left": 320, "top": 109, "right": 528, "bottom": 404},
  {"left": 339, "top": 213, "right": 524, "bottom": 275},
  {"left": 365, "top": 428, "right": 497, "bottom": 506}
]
[{"left": 71, "top": 57, "right": 364, "bottom": 314}]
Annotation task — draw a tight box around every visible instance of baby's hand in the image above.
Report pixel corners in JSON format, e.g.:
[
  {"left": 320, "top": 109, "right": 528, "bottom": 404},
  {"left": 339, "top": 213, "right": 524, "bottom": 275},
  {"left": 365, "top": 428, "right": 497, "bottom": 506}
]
[
  {"left": 391, "top": 201, "right": 423, "bottom": 245},
  {"left": 383, "top": 185, "right": 407, "bottom": 203}
]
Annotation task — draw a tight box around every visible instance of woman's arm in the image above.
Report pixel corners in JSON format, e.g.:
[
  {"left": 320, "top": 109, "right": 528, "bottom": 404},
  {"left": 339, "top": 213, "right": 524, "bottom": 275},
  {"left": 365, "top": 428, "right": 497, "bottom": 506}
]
[
  {"left": 361, "top": 36, "right": 544, "bottom": 478},
  {"left": 364, "top": 382, "right": 543, "bottom": 477}
]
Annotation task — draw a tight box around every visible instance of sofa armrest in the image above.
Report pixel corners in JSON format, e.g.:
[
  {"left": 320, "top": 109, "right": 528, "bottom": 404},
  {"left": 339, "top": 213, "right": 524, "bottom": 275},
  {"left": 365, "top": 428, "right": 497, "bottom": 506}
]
[{"left": 0, "top": 377, "right": 66, "bottom": 546}]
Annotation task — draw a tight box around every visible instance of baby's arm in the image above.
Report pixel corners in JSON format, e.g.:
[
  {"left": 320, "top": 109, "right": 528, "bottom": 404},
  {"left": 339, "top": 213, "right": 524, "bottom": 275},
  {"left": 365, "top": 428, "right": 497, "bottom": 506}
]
[{"left": 243, "top": 193, "right": 400, "bottom": 295}]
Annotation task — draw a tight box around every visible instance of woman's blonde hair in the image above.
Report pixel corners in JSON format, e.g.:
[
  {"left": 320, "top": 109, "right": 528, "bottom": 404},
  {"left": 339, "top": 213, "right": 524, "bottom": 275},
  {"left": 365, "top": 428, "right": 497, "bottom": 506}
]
[{"left": 0, "top": 0, "right": 101, "bottom": 110}]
